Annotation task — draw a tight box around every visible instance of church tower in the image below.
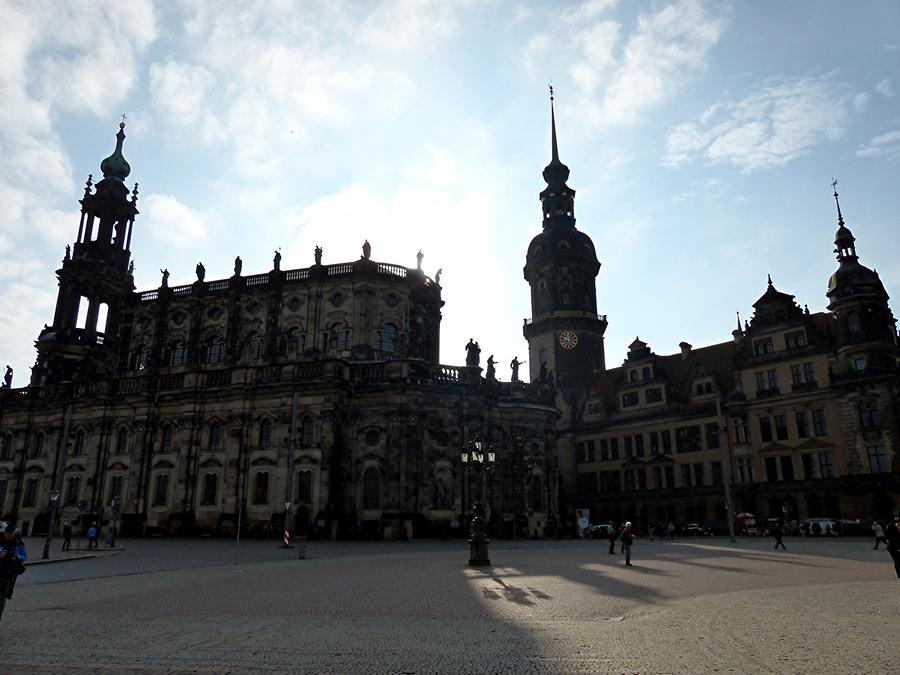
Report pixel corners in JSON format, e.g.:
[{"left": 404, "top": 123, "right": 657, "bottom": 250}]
[
  {"left": 32, "top": 122, "right": 139, "bottom": 385},
  {"left": 523, "top": 91, "right": 607, "bottom": 393}
]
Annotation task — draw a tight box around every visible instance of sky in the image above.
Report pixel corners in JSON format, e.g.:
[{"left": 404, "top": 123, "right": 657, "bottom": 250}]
[{"left": 1, "top": 0, "right": 899, "bottom": 386}]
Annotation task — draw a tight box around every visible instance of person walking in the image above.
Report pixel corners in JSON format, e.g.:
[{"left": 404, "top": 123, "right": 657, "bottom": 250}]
[
  {"left": 622, "top": 522, "right": 634, "bottom": 567},
  {"left": 773, "top": 520, "right": 786, "bottom": 549},
  {"left": 607, "top": 522, "right": 617, "bottom": 555},
  {"left": 62, "top": 521, "right": 73, "bottom": 552},
  {"left": 886, "top": 521, "right": 900, "bottom": 579},
  {"left": 872, "top": 521, "right": 888, "bottom": 550},
  {"left": 667, "top": 521, "right": 675, "bottom": 540},
  {"left": 0, "top": 524, "right": 27, "bottom": 621},
  {"left": 87, "top": 522, "right": 98, "bottom": 550}
]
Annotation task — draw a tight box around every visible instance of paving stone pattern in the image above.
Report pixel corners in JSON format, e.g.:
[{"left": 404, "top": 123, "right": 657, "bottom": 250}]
[{"left": 4, "top": 537, "right": 898, "bottom": 674}]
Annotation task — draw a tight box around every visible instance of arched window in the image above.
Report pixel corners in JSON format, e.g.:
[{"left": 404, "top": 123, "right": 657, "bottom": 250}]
[
  {"left": 376, "top": 324, "right": 397, "bottom": 353},
  {"left": 330, "top": 322, "right": 351, "bottom": 351},
  {"left": 363, "top": 467, "right": 380, "bottom": 509},
  {"left": 207, "top": 336, "right": 225, "bottom": 364},
  {"left": 629, "top": 370, "right": 638, "bottom": 383},
  {"left": 72, "top": 429, "right": 87, "bottom": 456},
  {"left": 285, "top": 327, "right": 305, "bottom": 354},
  {"left": 259, "top": 418, "right": 273, "bottom": 448},
  {"left": 297, "top": 470, "right": 313, "bottom": 504},
  {"left": 209, "top": 421, "right": 223, "bottom": 450},
  {"left": 848, "top": 312, "right": 861, "bottom": 335},
  {"left": 300, "top": 417, "right": 315, "bottom": 447},
  {"left": 161, "top": 425, "right": 174, "bottom": 452},
  {"left": 529, "top": 475, "right": 544, "bottom": 512},
  {"left": 641, "top": 367, "right": 650, "bottom": 380},
  {"left": 169, "top": 341, "right": 187, "bottom": 367},
  {"left": 201, "top": 473, "right": 218, "bottom": 506},
  {"left": 115, "top": 427, "right": 128, "bottom": 455},
  {"left": 248, "top": 334, "right": 265, "bottom": 360},
  {"left": 31, "top": 432, "right": 46, "bottom": 458}
]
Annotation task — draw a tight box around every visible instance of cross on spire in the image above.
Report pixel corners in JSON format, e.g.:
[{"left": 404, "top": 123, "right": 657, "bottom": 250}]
[
  {"left": 831, "top": 177, "right": 844, "bottom": 224},
  {"left": 120, "top": 113, "right": 128, "bottom": 125}
]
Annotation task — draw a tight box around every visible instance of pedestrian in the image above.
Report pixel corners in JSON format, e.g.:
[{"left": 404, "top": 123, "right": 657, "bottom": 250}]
[
  {"left": 885, "top": 521, "right": 900, "bottom": 579},
  {"left": 62, "top": 520, "right": 73, "bottom": 552},
  {"left": 773, "top": 520, "right": 786, "bottom": 550},
  {"left": 607, "top": 522, "right": 617, "bottom": 555},
  {"left": 667, "top": 521, "right": 675, "bottom": 540},
  {"left": 0, "top": 523, "right": 27, "bottom": 621},
  {"left": 87, "top": 522, "right": 98, "bottom": 550},
  {"left": 619, "top": 522, "right": 626, "bottom": 553},
  {"left": 622, "top": 521, "right": 634, "bottom": 567},
  {"left": 873, "top": 521, "right": 888, "bottom": 550}
]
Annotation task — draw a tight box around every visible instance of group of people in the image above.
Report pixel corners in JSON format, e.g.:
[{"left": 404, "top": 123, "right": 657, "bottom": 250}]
[{"left": 604, "top": 522, "right": 635, "bottom": 566}]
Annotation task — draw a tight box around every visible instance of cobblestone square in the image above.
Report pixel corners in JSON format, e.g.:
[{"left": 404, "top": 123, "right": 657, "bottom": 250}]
[{"left": 4, "top": 536, "right": 898, "bottom": 674}]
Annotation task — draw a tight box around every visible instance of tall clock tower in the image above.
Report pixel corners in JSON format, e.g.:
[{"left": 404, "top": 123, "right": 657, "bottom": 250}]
[{"left": 523, "top": 92, "right": 607, "bottom": 393}]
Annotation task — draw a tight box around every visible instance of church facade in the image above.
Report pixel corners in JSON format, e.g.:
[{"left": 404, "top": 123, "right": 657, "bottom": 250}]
[{"left": 0, "top": 122, "right": 560, "bottom": 539}]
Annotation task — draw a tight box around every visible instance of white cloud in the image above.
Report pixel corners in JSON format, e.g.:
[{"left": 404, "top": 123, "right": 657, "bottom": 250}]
[
  {"left": 853, "top": 92, "right": 869, "bottom": 112},
  {"left": 875, "top": 78, "right": 894, "bottom": 98},
  {"left": 574, "top": 0, "right": 732, "bottom": 127},
  {"left": 149, "top": 61, "right": 214, "bottom": 124},
  {"left": 140, "top": 193, "right": 210, "bottom": 245},
  {"left": 856, "top": 129, "right": 900, "bottom": 161},
  {"left": 664, "top": 75, "right": 855, "bottom": 171}
]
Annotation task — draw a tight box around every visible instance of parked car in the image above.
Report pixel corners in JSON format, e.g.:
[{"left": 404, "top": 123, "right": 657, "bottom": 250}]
[
  {"left": 802, "top": 517, "right": 840, "bottom": 536},
  {"left": 683, "top": 523, "right": 711, "bottom": 536},
  {"left": 586, "top": 524, "right": 617, "bottom": 539}
]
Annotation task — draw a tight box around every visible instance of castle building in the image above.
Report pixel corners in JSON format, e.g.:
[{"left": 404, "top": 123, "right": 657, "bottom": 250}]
[{"left": 0, "top": 123, "right": 560, "bottom": 539}]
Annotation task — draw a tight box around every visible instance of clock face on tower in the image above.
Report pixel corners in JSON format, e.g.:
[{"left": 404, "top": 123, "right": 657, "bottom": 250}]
[{"left": 559, "top": 331, "right": 578, "bottom": 350}]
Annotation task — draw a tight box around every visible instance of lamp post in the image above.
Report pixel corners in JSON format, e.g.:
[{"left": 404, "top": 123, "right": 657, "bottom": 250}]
[
  {"left": 461, "top": 435, "right": 495, "bottom": 566},
  {"left": 41, "top": 489, "right": 61, "bottom": 560},
  {"left": 106, "top": 496, "right": 121, "bottom": 548},
  {"left": 76, "top": 499, "right": 88, "bottom": 556}
]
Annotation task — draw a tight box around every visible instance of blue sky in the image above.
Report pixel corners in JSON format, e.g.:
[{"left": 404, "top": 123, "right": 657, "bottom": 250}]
[{"left": 1, "top": 0, "right": 899, "bottom": 385}]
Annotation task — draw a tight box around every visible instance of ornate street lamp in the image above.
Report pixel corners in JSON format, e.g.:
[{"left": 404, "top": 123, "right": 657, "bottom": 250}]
[
  {"left": 461, "top": 435, "right": 495, "bottom": 567},
  {"left": 41, "top": 488, "right": 61, "bottom": 560}
]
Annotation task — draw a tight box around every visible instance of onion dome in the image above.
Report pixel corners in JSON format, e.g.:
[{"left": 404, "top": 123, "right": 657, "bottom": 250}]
[{"left": 100, "top": 122, "right": 131, "bottom": 181}]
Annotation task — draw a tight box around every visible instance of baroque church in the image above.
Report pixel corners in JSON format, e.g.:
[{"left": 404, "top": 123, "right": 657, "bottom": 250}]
[{"left": 0, "top": 99, "right": 897, "bottom": 540}]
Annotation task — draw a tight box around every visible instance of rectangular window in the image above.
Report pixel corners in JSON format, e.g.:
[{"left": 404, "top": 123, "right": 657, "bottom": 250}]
[
  {"left": 297, "top": 470, "right": 313, "bottom": 504},
  {"left": 803, "top": 362, "right": 816, "bottom": 383},
  {"left": 681, "top": 464, "right": 693, "bottom": 487},
  {"left": 675, "top": 426, "right": 702, "bottom": 452},
  {"left": 858, "top": 401, "right": 881, "bottom": 430},
  {"left": 853, "top": 356, "right": 867, "bottom": 372},
  {"left": 624, "top": 436, "right": 633, "bottom": 458},
  {"left": 767, "top": 369, "right": 778, "bottom": 390},
  {"left": 610, "top": 437, "right": 619, "bottom": 460},
  {"left": 867, "top": 446, "right": 888, "bottom": 473},
  {"left": 586, "top": 440, "right": 596, "bottom": 463},
  {"left": 645, "top": 387, "right": 663, "bottom": 403},
  {"left": 64, "top": 476, "right": 80, "bottom": 506},
  {"left": 711, "top": 461, "right": 722, "bottom": 485},
  {"left": 785, "top": 330, "right": 806, "bottom": 349},
  {"left": 624, "top": 470, "right": 635, "bottom": 491},
  {"left": 661, "top": 430, "right": 672, "bottom": 454},
  {"left": 664, "top": 466, "right": 674, "bottom": 488},
  {"left": 818, "top": 451, "right": 834, "bottom": 478},
  {"left": 774, "top": 415, "right": 789, "bottom": 441},
  {"left": 812, "top": 409, "right": 828, "bottom": 436},
  {"left": 210, "top": 423, "right": 223, "bottom": 450},
  {"left": 162, "top": 426, "right": 174, "bottom": 452},
  {"left": 754, "top": 337, "right": 774, "bottom": 355},
  {"left": 791, "top": 364, "right": 803, "bottom": 385},
  {"left": 23, "top": 477, "right": 38, "bottom": 507},
  {"left": 201, "top": 473, "right": 217, "bottom": 506},
  {"left": 795, "top": 411, "right": 810, "bottom": 438},
  {"left": 634, "top": 434, "right": 644, "bottom": 457},
  {"left": 599, "top": 438, "right": 609, "bottom": 461},
  {"left": 737, "top": 457, "right": 754, "bottom": 483},
  {"left": 254, "top": 471, "right": 269, "bottom": 504},
  {"left": 780, "top": 455, "right": 795, "bottom": 481},
  {"left": 801, "top": 453, "right": 816, "bottom": 480},
  {"left": 637, "top": 468, "right": 646, "bottom": 490},
  {"left": 153, "top": 474, "right": 169, "bottom": 506},
  {"left": 576, "top": 442, "right": 586, "bottom": 464},
  {"left": 622, "top": 392, "right": 639, "bottom": 408},
  {"left": 649, "top": 431, "right": 659, "bottom": 455},
  {"left": 705, "top": 423, "right": 720, "bottom": 449},
  {"left": 576, "top": 472, "right": 596, "bottom": 494},
  {"left": 759, "top": 417, "right": 773, "bottom": 443},
  {"left": 693, "top": 463, "right": 705, "bottom": 486},
  {"left": 765, "top": 457, "right": 778, "bottom": 482},
  {"left": 755, "top": 371, "right": 766, "bottom": 391},
  {"left": 652, "top": 467, "right": 662, "bottom": 490},
  {"left": 110, "top": 475, "right": 124, "bottom": 499}
]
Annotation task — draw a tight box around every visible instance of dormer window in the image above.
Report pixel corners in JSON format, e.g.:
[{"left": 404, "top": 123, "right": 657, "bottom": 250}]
[{"left": 785, "top": 330, "right": 806, "bottom": 349}]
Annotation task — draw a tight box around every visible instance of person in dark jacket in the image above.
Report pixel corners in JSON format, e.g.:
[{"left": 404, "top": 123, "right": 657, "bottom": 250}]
[
  {"left": 62, "top": 520, "right": 73, "bottom": 552},
  {"left": 0, "top": 524, "right": 27, "bottom": 620},
  {"left": 885, "top": 521, "right": 900, "bottom": 579},
  {"left": 773, "top": 521, "right": 786, "bottom": 549},
  {"left": 607, "top": 522, "right": 617, "bottom": 555},
  {"left": 621, "top": 522, "right": 634, "bottom": 566}
]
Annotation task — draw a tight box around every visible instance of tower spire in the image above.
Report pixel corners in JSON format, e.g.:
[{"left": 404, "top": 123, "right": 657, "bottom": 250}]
[
  {"left": 542, "top": 86, "right": 570, "bottom": 188},
  {"left": 550, "top": 84, "right": 559, "bottom": 164},
  {"left": 831, "top": 178, "right": 844, "bottom": 225}
]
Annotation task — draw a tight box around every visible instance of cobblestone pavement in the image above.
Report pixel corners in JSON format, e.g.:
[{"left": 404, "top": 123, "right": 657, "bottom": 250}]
[{"left": 4, "top": 537, "right": 898, "bottom": 674}]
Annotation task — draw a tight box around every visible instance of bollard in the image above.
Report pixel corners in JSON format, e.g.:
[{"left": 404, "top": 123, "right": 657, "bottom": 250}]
[{"left": 298, "top": 545, "right": 306, "bottom": 560}]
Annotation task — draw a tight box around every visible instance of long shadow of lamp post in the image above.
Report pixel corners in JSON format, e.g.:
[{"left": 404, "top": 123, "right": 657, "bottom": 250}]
[{"left": 461, "top": 434, "right": 495, "bottom": 567}]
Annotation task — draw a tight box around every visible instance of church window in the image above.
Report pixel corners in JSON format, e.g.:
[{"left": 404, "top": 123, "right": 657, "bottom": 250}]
[
  {"left": 64, "top": 476, "right": 81, "bottom": 506},
  {"left": 529, "top": 475, "right": 544, "bottom": 511},
  {"left": 209, "top": 422, "right": 223, "bottom": 449},
  {"left": 96, "top": 303, "right": 109, "bottom": 334},
  {"left": 847, "top": 312, "right": 861, "bottom": 335},
  {"left": 72, "top": 429, "right": 86, "bottom": 456},
  {"left": 110, "top": 475, "right": 124, "bottom": 499},
  {"left": 115, "top": 427, "right": 128, "bottom": 455},
  {"left": 259, "top": 419, "right": 273, "bottom": 448},
  {"left": 153, "top": 474, "right": 169, "bottom": 506},
  {"left": 23, "top": 478, "right": 39, "bottom": 507},
  {"left": 0, "top": 434, "right": 13, "bottom": 460},
  {"left": 207, "top": 337, "right": 225, "bottom": 364},
  {"left": 169, "top": 341, "right": 187, "bottom": 367},
  {"left": 134, "top": 346, "right": 150, "bottom": 371},
  {"left": 253, "top": 471, "right": 269, "bottom": 504},
  {"left": 285, "top": 328, "right": 305, "bottom": 354},
  {"left": 248, "top": 334, "right": 265, "bottom": 360},
  {"left": 201, "top": 473, "right": 218, "bottom": 506},
  {"left": 161, "top": 425, "right": 174, "bottom": 452},
  {"left": 330, "top": 323, "right": 351, "bottom": 351},
  {"left": 362, "top": 467, "right": 380, "bottom": 509},
  {"left": 301, "top": 417, "right": 315, "bottom": 447},
  {"left": 297, "top": 470, "right": 313, "bottom": 504},
  {"left": 376, "top": 324, "right": 397, "bottom": 352},
  {"left": 31, "top": 432, "right": 46, "bottom": 458},
  {"left": 75, "top": 297, "right": 89, "bottom": 330}
]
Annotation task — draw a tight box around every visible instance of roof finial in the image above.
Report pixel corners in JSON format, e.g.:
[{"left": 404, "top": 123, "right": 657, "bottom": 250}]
[
  {"left": 120, "top": 112, "right": 128, "bottom": 127},
  {"left": 736, "top": 310, "right": 742, "bottom": 332},
  {"left": 549, "top": 82, "right": 559, "bottom": 163},
  {"left": 831, "top": 177, "right": 844, "bottom": 225},
  {"left": 767, "top": 273, "right": 773, "bottom": 288}
]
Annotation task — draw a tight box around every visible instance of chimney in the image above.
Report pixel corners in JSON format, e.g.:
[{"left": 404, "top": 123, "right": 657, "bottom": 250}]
[{"left": 679, "top": 341, "right": 692, "bottom": 360}]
